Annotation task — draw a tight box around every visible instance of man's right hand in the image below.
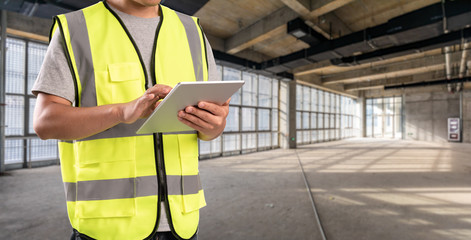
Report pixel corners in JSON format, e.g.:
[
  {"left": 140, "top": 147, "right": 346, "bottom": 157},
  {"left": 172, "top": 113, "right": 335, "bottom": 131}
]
[{"left": 119, "top": 84, "right": 172, "bottom": 124}]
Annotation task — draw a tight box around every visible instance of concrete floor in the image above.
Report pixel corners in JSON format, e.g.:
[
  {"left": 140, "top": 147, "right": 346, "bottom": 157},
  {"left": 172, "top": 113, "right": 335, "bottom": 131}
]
[{"left": 1, "top": 138, "right": 471, "bottom": 240}]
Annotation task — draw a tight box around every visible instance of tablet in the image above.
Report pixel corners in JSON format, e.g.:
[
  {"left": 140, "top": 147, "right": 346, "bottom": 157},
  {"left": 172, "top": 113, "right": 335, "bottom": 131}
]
[{"left": 136, "top": 81, "right": 244, "bottom": 134}]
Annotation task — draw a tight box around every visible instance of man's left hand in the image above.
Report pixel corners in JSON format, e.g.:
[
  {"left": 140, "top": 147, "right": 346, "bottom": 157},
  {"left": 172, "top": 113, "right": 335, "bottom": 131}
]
[{"left": 178, "top": 99, "right": 230, "bottom": 141}]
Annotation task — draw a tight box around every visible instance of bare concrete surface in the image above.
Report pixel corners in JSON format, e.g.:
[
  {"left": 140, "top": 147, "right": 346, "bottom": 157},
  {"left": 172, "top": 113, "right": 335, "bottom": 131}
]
[{"left": 1, "top": 139, "right": 471, "bottom": 240}]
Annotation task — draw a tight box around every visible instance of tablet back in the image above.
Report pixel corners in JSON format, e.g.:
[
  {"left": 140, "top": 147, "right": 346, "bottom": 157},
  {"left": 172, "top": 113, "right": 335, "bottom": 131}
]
[{"left": 136, "top": 81, "right": 244, "bottom": 134}]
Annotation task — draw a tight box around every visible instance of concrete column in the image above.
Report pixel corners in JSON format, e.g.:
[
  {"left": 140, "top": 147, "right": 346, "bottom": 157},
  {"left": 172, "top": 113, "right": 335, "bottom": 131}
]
[
  {"left": 359, "top": 91, "right": 366, "bottom": 138},
  {"left": 279, "top": 80, "right": 290, "bottom": 149},
  {"left": 0, "top": 10, "right": 7, "bottom": 174},
  {"left": 289, "top": 80, "right": 297, "bottom": 149}
]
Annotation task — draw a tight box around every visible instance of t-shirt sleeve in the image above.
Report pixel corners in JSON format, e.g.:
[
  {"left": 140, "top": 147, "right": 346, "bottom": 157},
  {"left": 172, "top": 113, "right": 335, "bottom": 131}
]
[
  {"left": 31, "top": 29, "right": 76, "bottom": 104},
  {"left": 205, "top": 36, "right": 221, "bottom": 82}
]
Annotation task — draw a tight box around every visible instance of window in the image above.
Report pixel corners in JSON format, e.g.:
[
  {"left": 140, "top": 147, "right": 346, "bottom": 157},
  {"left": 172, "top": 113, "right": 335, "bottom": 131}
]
[
  {"left": 366, "top": 96, "right": 403, "bottom": 139},
  {"left": 295, "top": 83, "right": 360, "bottom": 145},
  {"left": 3, "top": 37, "right": 57, "bottom": 168},
  {"left": 199, "top": 66, "right": 280, "bottom": 158}
]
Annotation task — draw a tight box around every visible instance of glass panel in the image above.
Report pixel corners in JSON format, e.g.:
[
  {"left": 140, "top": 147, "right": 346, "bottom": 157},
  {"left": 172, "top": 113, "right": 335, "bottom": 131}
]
[
  {"left": 296, "top": 131, "right": 302, "bottom": 144},
  {"left": 6, "top": 38, "right": 26, "bottom": 94},
  {"left": 318, "top": 113, "right": 323, "bottom": 128},
  {"left": 303, "top": 130, "right": 310, "bottom": 143},
  {"left": 242, "top": 107, "right": 256, "bottom": 131},
  {"left": 223, "top": 134, "right": 240, "bottom": 152},
  {"left": 211, "top": 136, "right": 222, "bottom": 154},
  {"left": 385, "top": 98, "right": 394, "bottom": 114},
  {"left": 223, "top": 67, "right": 241, "bottom": 104},
  {"left": 199, "top": 140, "right": 211, "bottom": 155},
  {"left": 366, "top": 101, "right": 373, "bottom": 116},
  {"left": 242, "top": 72, "right": 257, "bottom": 106},
  {"left": 302, "top": 112, "right": 309, "bottom": 129},
  {"left": 324, "top": 114, "right": 329, "bottom": 129},
  {"left": 27, "top": 42, "right": 48, "bottom": 94},
  {"left": 28, "top": 139, "right": 58, "bottom": 162},
  {"left": 373, "top": 115, "right": 382, "bottom": 137},
  {"left": 384, "top": 115, "right": 394, "bottom": 138},
  {"left": 296, "top": 85, "right": 302, "bottom": 110},
  {"left": 311, "top": 89, "right": 317, "bottom": 112},
  {"left": 272, "top": 132, "right": 278, "bottom": 147},
  {"left": 296, "top": 112, "right": 302, "bottom": 129},
  {"left": 29, "top": 98, "right": 36, "bottom": 134},
  {"left": 242, "top": 133, "right": 257, "bottom": 150},
  {"left": 302, "top": 86, "right": 310, "bottom": 111},
  {"left": 272, "top": 79, "right": 279, "bottom": 108},
  {"left": 311, "top": 130, "right": 317, "bottom": 142},
  {"left": 330, "top": 114, "right": 335, "bottom": 129},
  {"left": 272, "top": 110, "right": 278, "bottom": 131},
  {"left": 5, "top": 95, "right": 25, "bottom": 136},
  {"left": 5, "top": 139, "right": 23, "bottom": 164},
  {"left": 258, "top": 133, "right": 271, "bottom": 148},
  {"left": 258, "top": 75, "right": 271, "bottom": 107},
  {"left": 325, "top": 92, "right": 330, "bottom": 113},
  {"left": 225, "top": 107, "right": 239, "bottom": 132},
  {"left": 395, "top": 115, "right": 402, "bottom": 139},
  {"left": 318, "top": 91, "right": 324, "bottom": 112},
  {"left": 311, "top": 113, "right": 317, "bottom": 129},
  {"left": 258, "top": 109, "right": 270, "bottom": 131},
  {"left": 374, "top": 101, "right": 383, "bottom": 115},
  {"left": 394, "top": 100, "right": 402, "bottom": 115}
]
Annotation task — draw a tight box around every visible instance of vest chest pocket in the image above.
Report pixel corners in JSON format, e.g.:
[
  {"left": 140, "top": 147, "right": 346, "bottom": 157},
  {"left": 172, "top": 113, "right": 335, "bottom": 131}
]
[{"left": 96, "top": 62, "right": 145, "bottom": 105}]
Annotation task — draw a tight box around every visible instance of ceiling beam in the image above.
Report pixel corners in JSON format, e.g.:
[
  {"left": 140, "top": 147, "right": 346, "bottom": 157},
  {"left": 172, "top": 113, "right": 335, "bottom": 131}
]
[
  {"left": 225, "top": 6, "right": 298, "bottom": 54},
  {"left": 308, "top": 0, "right": 356, "bottom": 18},
  {"left": 322, "top": 52, "right": 463, "bottom": 85},
  {"left": 226, "top": 0, "right": 354, "bottom": 55},
  {"left": 294, "top": 49, "right": 443, "bottom": 77},
  {"left": 282, "top": 0, "right": 353, "bottom": 39},
  {"left": 343, "top": 71, "right": 444, "bottom": 91}
]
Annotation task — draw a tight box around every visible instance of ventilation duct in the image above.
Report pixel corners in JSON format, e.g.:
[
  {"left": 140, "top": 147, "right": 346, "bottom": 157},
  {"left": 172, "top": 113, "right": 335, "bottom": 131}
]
[
  {"left": 384, "top": 76, "right": 471, "bottom": 90},
  {"left": 259, "top": 0, "right": 471, "bottom": 73}
]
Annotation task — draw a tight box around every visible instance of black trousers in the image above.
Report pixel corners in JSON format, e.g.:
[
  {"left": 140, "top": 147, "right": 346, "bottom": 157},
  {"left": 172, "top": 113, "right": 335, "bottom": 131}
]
[{"left": 70, "top": 230, "right": 198, "bottom": 240}]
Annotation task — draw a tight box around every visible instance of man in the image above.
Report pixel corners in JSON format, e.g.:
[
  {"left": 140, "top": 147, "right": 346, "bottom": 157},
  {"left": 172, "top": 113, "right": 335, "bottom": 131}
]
[{"left": 32, "top": 0, "right": 228, "bottom": 239}]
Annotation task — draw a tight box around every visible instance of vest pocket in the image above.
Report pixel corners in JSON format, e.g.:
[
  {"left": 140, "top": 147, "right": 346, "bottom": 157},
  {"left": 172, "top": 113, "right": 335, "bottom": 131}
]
[
  {"left": 74, "top": 137, "right": 137, "bottom": 218},
  {"left": 96, "top": 62, "right": 145, "bottom": 105}
]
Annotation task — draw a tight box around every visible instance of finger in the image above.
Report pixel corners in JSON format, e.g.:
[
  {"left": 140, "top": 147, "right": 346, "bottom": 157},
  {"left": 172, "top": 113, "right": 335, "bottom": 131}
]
[
  {"left": 178, "top": 116, "right": 205, "bottom": 132},
  {"left": 197, "top": 101, "right": 226, "bottom": 116},
  {"left": 184, "top": 106, "right": 215, "bottom": 123},
  {"left": 178, "top": 110, "right": 213, "bottom": 130},
  {"left": 147, "top": 84, "right": 172, "bottom": 98}
]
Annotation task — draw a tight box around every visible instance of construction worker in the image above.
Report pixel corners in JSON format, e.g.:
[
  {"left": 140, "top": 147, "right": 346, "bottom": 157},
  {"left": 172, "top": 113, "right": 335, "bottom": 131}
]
[{"left": 32, "top": 0, "right": 227, "bottom": 239}]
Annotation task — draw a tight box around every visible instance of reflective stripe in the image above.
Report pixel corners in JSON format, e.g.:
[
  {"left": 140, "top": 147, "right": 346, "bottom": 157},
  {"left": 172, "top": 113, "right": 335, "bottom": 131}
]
[
  {"left": 166, "top": 175, "right": 203, "bottom": 195},
  {"left": 78, "top": 119, "right": 149, "bottom": 142},
  {"left": 163, "top": 130, "right": 197, "bottom": 135},
  {"left": 65, "top": 11, "right": 97, "bottom": 107},
  {"left": 64, "top": 182, "right": 77, "bottom": 202},
  {"left": 64, "top": 176, "right": 158, "bottom": 202},
  {"left": 64, "top": 174, "right": 202, "bottom": 201},
  {"left": 175, "top": 12, "right": 204, "bottom": 82}
]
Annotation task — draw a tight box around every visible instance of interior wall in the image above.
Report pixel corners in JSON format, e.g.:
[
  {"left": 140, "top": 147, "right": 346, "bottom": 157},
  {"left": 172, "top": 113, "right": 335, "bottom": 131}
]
[{"left": 404, "top": 90, "right": 462, "bottom": 143}]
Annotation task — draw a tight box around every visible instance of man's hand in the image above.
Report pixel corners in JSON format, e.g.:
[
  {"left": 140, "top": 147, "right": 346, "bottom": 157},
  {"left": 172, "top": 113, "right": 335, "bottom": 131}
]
[
  {"left": 177, "top": 98, "right": 230, "bottom": 141},
  {"left": 119, "top": 84, "right": 172, "bottom": 124}
]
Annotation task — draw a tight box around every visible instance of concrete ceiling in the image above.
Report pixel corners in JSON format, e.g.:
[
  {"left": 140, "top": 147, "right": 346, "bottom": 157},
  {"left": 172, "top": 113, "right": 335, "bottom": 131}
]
[{"left": 195, "top": 0, "right": 471, "bottom": 96}]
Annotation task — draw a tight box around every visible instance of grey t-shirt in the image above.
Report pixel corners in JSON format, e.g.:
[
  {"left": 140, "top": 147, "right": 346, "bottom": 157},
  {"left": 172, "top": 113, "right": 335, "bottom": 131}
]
[{"left": 32, "top": 5, "right": 219, "bottom": 232}]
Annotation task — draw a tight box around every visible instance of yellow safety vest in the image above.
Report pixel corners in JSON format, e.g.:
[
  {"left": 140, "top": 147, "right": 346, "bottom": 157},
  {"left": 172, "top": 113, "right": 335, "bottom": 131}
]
[{"left": 52, "top": 2, "right": 208, "bottom": 239}]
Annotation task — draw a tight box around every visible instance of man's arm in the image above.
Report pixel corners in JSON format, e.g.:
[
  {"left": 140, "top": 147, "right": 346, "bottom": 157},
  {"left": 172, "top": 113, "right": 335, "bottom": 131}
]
[{"left": 33, "top": 84, "right": 171, "bottom": 140}]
